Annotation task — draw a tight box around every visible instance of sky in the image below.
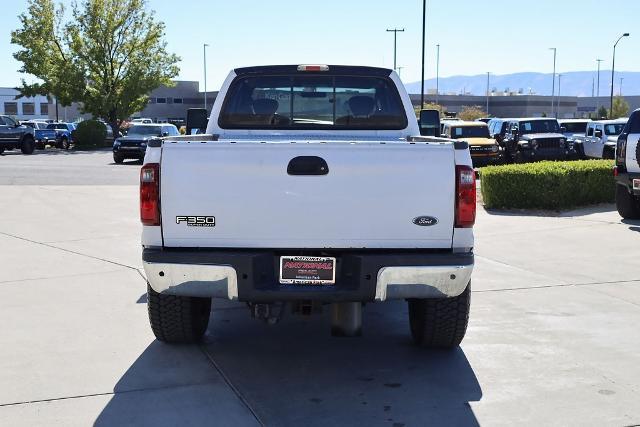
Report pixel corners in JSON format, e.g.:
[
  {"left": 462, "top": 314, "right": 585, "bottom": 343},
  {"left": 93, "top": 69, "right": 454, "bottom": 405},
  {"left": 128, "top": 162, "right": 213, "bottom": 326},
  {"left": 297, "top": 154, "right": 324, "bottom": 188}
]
[{"left": 1, "top": 0, "right": 639, "bottom": 90}]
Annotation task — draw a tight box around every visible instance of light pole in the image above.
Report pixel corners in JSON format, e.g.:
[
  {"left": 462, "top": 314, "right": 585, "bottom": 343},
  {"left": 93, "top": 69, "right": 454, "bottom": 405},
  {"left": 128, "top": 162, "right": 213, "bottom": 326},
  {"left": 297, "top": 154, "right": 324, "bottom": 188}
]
[
  {"left": 557, "top": 74, "right": 562, "bottom": 118},
  {"left": 549, "top": 48, "right": 556, "bottom": 117},
  {"left": 203, "top": 43, "right": 209, "bottom": 111},
  {"left": 610, "top": 33, "right": 629, "bottom": 117},
  {"left": 486, "top": 72, "right": 490, "bottom": 115},
  {"left": 596, "top": 58, "right": 603, "bottom": 112},
  {"left": 420, "top": 0, "right": 426, "bottom": 109},
  {"left": 436, "top": 44, "right": 440, "bottom": 105},
  {"left": 620, "top": 77, "right": 624, "bottom": 96},
  {"left": 397, "top": 66, "right": 404, "bottom": 78},
  {"left": 386, "top": 28, "right": 404, "bottom": 71}
]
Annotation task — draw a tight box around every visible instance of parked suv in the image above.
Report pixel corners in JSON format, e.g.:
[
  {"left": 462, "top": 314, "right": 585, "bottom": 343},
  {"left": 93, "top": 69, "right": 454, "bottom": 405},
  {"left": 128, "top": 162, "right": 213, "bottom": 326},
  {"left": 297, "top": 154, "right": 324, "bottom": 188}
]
[
  {"left": 558, "top": 119, "right": 590, "bottom": 159},
  {"left": 487, "top": 118, "right": 512, "bottom": 148},
  {"left": 441, "top": 121, "right": 501, "bottom": 167},
  {"left": 580, "top": 119, "right": 627, "bottom": 159},
  {"left": 614, "top": 109, "right": 640, "bottom": 219},
  {"left": 113, "top": 123, "right": 179, "bottom": 163},
  {"left": 0, "top": 115, "right": 36, "bottom": 154},
  {"left": 502, "top": 118, "right": 568, "bottom": 162}
]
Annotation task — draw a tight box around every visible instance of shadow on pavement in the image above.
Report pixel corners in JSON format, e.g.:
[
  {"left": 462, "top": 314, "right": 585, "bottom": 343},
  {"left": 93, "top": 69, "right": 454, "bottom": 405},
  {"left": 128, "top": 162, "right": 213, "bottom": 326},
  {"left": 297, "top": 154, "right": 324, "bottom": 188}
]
[
  {"left": 482, "top": 203, "right": 615, "bottom": 218},
  {"left": 93, "top": 339, "right": 258, "bottom": 426},
  {"left": 201, "top": 300, "right": 482, "bottom": 426},
  {"left": 94, "top": 301, "right": 481, "bottom": 426},
  {"left": 0, "top": 148, "right": 112, "bottom": 156}
]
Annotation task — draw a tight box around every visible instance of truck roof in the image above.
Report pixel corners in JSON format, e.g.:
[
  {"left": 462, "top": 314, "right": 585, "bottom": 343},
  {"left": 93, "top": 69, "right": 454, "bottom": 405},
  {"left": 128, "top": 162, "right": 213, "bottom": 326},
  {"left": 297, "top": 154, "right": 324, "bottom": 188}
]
[
  {"left": 234, "top": 65, "right": 394, "bottom": 77},
  {"left": 590, "top": 118, "right": 628, "bottom": 125}
]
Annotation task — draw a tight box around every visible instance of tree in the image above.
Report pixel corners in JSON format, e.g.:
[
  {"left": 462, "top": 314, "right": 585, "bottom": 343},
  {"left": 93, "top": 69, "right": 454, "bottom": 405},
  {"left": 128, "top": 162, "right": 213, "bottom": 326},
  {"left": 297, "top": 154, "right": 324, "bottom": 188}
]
[
  {"left": 597, "top": 106, "right": 608, "bottom": 119},
  {"left": 609, "top": 96, "right": 629, "bottom": 119},
  {"left": 12, "top": 0, "right": 180, "bottom": 136},
  {"left": 458, "top": 106, "right": 487, "bottom": 121}
]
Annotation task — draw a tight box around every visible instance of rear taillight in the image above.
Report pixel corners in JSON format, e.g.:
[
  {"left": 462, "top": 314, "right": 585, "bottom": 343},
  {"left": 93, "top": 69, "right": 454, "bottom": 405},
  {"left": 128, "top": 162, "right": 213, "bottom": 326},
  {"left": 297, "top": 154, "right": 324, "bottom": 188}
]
[
  {"left": 455, "top": 165, "right": 476, "bottom": 228},
  {"left": 616, "top": 134, "right": 627, "bottom": 169},
  {"left": 140, "top": 163, "right": 160, "bottom": 226}
]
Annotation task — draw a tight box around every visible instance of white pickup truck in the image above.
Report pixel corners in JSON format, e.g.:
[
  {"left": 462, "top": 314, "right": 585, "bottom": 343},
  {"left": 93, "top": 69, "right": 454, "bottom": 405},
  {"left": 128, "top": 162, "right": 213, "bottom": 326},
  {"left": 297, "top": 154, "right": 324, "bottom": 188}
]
[{"left": 140, "top": 65, "right": 475, "bottom": 348}]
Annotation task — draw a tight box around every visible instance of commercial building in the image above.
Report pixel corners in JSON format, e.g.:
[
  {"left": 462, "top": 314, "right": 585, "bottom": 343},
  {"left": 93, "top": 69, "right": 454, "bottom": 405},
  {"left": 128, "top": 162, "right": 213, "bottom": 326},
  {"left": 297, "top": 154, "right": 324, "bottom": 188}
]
[
  {"left": 4, "top": 81, "right": 639, "bottom": 123},
  {"left": 0, "top": 88, "right": 49, "bottom": 120}
]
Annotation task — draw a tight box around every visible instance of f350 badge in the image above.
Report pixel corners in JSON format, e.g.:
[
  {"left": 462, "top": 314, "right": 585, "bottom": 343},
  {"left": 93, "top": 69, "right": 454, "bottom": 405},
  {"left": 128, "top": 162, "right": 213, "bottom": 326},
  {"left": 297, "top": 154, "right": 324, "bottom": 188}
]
[
  {"left": 176, "top": 216, "right": 216, "bottom": 227},
  {"left": 413, "top": 216, "right": 438, "bottom": 226}
]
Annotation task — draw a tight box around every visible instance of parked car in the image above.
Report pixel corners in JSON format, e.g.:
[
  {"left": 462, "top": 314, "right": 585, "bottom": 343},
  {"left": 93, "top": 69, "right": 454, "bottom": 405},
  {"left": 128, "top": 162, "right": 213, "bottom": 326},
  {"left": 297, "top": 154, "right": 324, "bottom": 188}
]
[
  {"left": 113, "top": 123, "right": 179, "bottom": 163},
  {"left": 501, "top": 118, "right": 569, "bottom": 162},
  {"left": 21, "top": 121, "right": 58, "bottom": 149},
  {"left": 131, "top": 118, "right": 153, "bottom": 124},
  {"left": 0, "top": 115, "right": 36, "bottom": 154},
  {"left": 487, "top": 118, "right": 512, "bottom": 148},
  {"left": 577, "top": 119, "right": 627, "bottom": 159},
  {"left": 140, "top": 64, "right": 476, "bottom": 348},
  {"left": 558, "top": 119, "right": 591, "bottom": 159},
  {"left": 441, "top": 121, "right": 501, "bottom": 167},
  {"left": 615, "top": 109, "right": 640, "bottom": 219},
  {"left": 46, "top": 122, "right": 76, "bottom": 149}
]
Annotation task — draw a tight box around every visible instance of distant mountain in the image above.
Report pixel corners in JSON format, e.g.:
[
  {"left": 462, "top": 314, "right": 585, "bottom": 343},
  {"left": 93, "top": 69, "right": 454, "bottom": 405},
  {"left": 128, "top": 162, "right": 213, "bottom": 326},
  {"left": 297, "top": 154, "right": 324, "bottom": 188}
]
[{"left": 403, "top": 71, "right": 640, "bottom": 97}]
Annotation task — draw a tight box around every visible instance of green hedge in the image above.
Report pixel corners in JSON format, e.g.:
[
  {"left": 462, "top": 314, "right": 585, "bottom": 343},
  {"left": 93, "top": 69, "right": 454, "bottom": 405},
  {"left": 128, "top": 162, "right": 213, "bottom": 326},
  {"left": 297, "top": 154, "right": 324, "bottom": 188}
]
[
  {"left": 480, "top": 160, "right": 615, "bottom": 210},
  {"left": 74, "top": 120, "right": 108, "bottom": 148}
]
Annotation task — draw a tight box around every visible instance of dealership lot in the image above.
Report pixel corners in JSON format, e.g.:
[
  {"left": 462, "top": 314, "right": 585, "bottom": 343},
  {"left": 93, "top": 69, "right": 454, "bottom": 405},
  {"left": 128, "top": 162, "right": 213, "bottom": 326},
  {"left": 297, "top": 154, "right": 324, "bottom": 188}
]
[{"left": 0, "top": 151, "right": 639, "bottom": 426}]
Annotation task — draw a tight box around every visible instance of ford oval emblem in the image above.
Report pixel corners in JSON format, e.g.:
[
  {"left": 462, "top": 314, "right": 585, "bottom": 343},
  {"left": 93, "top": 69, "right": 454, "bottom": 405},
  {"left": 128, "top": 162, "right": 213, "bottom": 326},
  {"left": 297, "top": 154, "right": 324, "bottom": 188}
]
[{"left": 413, "top": 216, "right": 438, "bottom": 226}]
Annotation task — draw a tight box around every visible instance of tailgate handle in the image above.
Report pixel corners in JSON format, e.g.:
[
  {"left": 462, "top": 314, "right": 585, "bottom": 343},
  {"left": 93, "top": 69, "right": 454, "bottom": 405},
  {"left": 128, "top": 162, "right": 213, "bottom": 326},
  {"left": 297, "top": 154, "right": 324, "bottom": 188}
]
[{"left": 287, "top": 156, "right": 329, "bottom": 176}]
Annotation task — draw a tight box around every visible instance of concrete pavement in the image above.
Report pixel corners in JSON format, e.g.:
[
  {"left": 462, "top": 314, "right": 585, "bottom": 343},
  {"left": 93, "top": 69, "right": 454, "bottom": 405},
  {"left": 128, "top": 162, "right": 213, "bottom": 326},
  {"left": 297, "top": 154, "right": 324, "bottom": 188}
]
[{"left": 0, "top": 151, "right": 639, "bottom": 426}]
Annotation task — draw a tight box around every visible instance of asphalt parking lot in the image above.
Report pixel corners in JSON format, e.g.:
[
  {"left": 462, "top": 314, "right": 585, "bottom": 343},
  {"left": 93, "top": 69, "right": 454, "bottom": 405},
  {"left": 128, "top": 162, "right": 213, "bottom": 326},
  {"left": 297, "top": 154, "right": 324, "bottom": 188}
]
[{"left": 1, "top": 150, "right": 639, "bottom": 426}]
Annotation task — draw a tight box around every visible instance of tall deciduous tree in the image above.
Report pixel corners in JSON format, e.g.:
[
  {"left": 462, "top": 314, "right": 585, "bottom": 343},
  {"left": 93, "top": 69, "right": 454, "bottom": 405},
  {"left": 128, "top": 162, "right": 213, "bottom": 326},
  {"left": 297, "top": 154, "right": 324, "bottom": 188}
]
[
  {"left": 610, "top": 96, "right": 630, "bottom": 119},
  {"left": 12, "top": 0, "right": 179, "bottom": 136}
]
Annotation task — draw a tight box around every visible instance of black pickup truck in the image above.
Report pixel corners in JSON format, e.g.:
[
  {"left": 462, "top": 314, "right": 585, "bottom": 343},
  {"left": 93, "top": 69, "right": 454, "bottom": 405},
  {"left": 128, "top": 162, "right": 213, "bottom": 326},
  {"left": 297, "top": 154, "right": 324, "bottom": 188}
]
[{"left": 0, "top": 115, "right": 36, "bottom": 154}]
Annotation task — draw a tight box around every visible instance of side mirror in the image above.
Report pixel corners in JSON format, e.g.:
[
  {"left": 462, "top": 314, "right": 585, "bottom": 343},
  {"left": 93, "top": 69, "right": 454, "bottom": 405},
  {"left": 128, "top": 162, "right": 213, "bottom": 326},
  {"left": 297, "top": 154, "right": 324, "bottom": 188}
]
[
  {"left": 594, "top": 129, "right": 603, "bottom": 138},
  {"left": 419, "top": 109, "right": 441, "bottom": 137},
  {"left": 186, "top": 108, "right": 208, "bottom": 135},
  {"left": 560, "top": 126, "right": 567, "bottom": 133}
]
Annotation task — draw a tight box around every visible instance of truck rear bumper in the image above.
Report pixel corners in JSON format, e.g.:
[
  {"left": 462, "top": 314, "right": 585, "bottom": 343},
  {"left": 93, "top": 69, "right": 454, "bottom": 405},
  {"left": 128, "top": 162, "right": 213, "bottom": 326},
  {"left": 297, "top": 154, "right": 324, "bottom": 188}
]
[{"left": 142, "top": 248, "right": 473, "bottom": 302}]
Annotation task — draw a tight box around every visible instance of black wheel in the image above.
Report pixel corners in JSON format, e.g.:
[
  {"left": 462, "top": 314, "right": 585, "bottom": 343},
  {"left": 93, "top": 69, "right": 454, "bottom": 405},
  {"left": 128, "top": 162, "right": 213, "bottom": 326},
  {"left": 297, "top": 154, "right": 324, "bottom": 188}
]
[
  {"left": 113, "top": 153, "right": 124, "bottom": 164},
  {"left": 408, "top": 283, "right": 471, "bottom": 349},
  {"left": 147, "top": 284, "right": 211, "bottom": 343},
  {"left": 514, "top": 150, "right": 525, "bottom": 163},
  {"left": 0, "top": 147, "right": 4, "bottom": 155},
  {"left": 615, "top": 184, "right": 640, "bottom": 220},
  {"left": 21, "top": 137, "right": 35, "bottom": 155},
  {"left": 60, "top": 137, "right": 70, "bottom": 150}
]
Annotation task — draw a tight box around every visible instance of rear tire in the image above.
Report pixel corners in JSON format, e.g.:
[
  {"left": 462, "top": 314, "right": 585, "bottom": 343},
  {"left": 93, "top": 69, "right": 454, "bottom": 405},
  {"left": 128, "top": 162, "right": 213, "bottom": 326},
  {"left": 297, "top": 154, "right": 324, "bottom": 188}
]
[
  {"left": 21, "top": 137, "right": 35, "bottom": 155},
  {"left": 113, "top": 153, "right": 124, "bottom": 164},
  {"left": 147, "top": 284, "right": 211, "bottom": 344},
  {"left": 408, "top": 283, "right": 471, "bottom": 349},
  {"left": 60, "top": 137, "right": 70, "bottom": 150},
  {"left": 616, "top": 184, "right": 640, "bottom": 220}
]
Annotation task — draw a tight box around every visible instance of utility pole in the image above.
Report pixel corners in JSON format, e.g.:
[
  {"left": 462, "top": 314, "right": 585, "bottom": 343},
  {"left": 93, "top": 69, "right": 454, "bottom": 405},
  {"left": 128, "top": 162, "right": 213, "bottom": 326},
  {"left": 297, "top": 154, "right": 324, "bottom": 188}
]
[
  {"left": 386, "top": 28, "right": 404, "bottom": 71},
  {"left": 486, "top": 72, "right": 490, "bottom": 115},
  {"left": 549, "top": 48, "right": 556, "bottom": 117},
  {"left": 620, "top": 77, "right": 624, "bottom": 96},
  {"left": 610, "top": 33, "right": 629, "bottom": 117},
  {"left": 596, "top": 58, "right": 603, "bottom": 112},
  {"left": 436, "top": 44, "right": 440, "bottom": 105},
  {"left": 557, "top": 74, "right": 562, "bottom": 118},
  {"left": 591, "top": 77, "right": 594, "bottom": 98},
  {"left": 420, "top": 0, "right": 426, "bottom": 109},
  {"left": 397, "top": 66, "right": 404, "bottom": 78},
  {"left": 203, "top": 43, "right": 209, "bottom": 111}
]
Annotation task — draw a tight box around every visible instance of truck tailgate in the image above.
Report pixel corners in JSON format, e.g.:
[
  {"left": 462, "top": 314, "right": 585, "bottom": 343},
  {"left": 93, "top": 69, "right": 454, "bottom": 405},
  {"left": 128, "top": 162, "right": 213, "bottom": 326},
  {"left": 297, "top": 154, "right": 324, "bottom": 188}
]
[{"left": 160, "top": 141, "right": 455, "bottom": 249}]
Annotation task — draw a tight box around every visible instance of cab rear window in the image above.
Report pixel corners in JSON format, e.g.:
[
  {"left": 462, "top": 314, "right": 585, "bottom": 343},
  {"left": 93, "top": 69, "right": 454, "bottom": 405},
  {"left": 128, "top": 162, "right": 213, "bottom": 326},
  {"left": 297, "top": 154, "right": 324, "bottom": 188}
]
[{"left": 218, "top": 75, "right": 407, "bottom": 130}]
